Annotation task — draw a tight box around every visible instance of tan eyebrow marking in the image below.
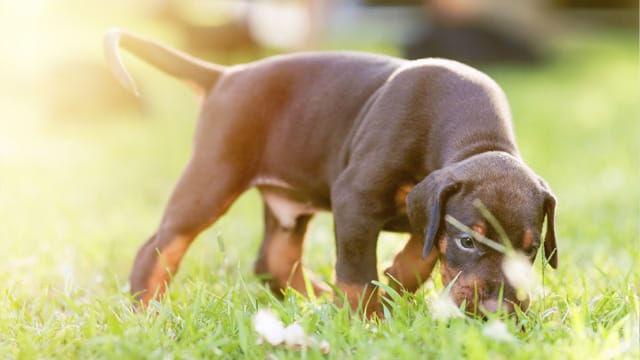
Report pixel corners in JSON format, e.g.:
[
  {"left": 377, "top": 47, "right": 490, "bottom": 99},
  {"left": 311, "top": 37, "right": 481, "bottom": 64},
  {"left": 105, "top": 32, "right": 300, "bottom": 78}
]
[
  {"left": 471, "top": 223, "right": 486, "bottom": 237},
  {"left": 523, "top": 229, "right": 534, "bottom": 250}
]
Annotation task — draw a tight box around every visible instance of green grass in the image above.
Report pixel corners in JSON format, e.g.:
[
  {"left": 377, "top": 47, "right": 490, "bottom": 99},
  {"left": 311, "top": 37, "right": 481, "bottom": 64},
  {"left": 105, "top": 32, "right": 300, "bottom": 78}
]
[{"left": 0, "top": 12, "right": 638, "bottom": 359}]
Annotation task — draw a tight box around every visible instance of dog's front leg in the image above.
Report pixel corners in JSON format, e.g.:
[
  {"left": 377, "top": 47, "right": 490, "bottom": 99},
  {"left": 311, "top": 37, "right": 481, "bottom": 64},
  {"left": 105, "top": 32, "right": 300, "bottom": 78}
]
[
  {"left": 331, "top": 182, "right": 388, "bottom": 318},
  {"left": 384, "top": 234, "right": 439, "bottom": 294}
]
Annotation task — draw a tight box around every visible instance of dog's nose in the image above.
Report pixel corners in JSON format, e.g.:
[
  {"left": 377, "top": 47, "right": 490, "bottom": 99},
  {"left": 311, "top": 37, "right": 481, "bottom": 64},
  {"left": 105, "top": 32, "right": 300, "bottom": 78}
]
[
  {"left": 480, "top": 299, "right": 515, "bottom": 314},
  {"left": 479, "top": 280, "right": 524, "bottom": 314}
]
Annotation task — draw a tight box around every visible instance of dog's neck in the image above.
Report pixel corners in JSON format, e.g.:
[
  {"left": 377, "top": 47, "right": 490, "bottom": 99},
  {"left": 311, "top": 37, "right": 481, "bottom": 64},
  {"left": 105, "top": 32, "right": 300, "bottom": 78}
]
[{"left": 444, "top": 140, "right": 519, "bottom": 167}]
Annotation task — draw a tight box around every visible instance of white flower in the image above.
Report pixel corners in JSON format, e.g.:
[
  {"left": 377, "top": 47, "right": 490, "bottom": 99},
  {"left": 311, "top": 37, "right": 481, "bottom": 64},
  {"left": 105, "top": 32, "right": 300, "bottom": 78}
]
[
  {"left": 502, "top": 251, "right": 535, "bottom": 301},
  {"left": 253, "top": 310, "right": 285, "bottom": 346},
  {"left": 429, "top": 293, "right": 464, "bottom": 321},
  {"left": 253, "top": 309, "right": 330, "bottom": 353},
  {"left": 319, "top": 340, "right": 330, "bottom": 355},
  {"left": 482, "top": 320, "right": 516, "bottom": 343},
  {"left": 283, "top": 323, "right": 307, "bottom": 347}
]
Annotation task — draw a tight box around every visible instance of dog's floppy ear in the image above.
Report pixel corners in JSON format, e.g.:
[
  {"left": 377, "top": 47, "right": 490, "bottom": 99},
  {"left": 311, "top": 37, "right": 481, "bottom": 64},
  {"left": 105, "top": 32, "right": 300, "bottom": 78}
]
[
  {"left": 407, "top": 169, "right": 461, "bottom": 259},
  {"left": 542, "top": 192, "right": 558, "bottom": 269},
  {"left": 538, "top": 178, "right": 558, "bottom": 269}
]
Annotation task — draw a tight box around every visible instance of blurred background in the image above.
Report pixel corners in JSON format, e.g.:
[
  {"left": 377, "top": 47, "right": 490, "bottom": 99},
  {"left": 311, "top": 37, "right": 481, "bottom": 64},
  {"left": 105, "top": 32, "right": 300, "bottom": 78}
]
[
  {"left": 0, "top": 0, "right": 636, "bottom": 125},
  {"left": 0, "top": 0, "right": 637, "bottom": 298}
]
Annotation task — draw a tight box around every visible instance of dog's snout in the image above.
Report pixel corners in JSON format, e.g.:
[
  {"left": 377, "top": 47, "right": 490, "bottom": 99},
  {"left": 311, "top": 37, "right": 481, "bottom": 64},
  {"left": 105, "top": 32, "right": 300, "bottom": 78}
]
[
  {"left": 481, "top": 280, "right": 495, "bottom": 298},
  {"left": 481, "top": 279, "right": 505, "bottom": 298},
  {"left": 479, "top": 279, "right": 525, "bottom": 314}
]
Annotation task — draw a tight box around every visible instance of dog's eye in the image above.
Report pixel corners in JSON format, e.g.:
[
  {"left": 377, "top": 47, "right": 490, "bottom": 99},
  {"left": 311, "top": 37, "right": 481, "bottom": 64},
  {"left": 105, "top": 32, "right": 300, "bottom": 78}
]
[
  {"left": 458, "top": 235, "right": 475, "bottom": 249},
  {"left": 526, "top": 245, "right": 539, "bottom": 257}
]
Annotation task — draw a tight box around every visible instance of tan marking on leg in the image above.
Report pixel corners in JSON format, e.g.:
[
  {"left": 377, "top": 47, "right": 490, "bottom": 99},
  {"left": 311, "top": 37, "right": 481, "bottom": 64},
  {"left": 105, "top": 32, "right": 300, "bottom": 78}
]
[
  {"left": 336, "top": 282, "right": 381, "bottom": 318},
  {"left": 261, "top": 225, "right": 329, "bottom": 297},
  {"left": 394, "top": 183, "right": 414, "bottom": 214},
  {"left": 140, "top": 236, "right": 190, "bottom": 306},
  {"left": 385, "top": 235, "right": 438, "bottom": 293},
  {"left": 289, "top": 262, "right": 331, "bottom": 296},
  {"left": 266, "top": 229, "right": 303, "bottom": 288},
  {"left": 265, "top": 230, "right": 330, "bottom": 296}
]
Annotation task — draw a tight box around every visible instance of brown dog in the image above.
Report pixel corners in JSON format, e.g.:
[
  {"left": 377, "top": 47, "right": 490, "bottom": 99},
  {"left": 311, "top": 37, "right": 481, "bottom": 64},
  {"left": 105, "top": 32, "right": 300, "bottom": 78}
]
[{"left": 104, "top": 29, "right": 557, "bottom": 316}]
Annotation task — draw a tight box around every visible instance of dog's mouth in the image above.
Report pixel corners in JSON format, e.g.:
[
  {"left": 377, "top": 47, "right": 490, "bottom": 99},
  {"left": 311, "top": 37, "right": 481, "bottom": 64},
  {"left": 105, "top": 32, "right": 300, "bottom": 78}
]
[
  {"left": 477, "top": 297, "right": 527, "bottom": 315},
  {"left": 440, "top": 260, "right": 531, "bottom": 317},
  {"left": 446, "top": 279, "right": 529, "bottom": 317},
  {"left": 465, "top": 295, "right": 529, "bottom": 317},
  {"left": 446, "top": 293, "right": 528, "bottom": 319}
]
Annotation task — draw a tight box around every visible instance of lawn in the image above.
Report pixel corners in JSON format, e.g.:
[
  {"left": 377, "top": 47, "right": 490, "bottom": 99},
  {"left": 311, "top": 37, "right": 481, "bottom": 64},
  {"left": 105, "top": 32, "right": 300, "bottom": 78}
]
[{"left": 0, "top": 3, "right": 638, "bottom": 359}]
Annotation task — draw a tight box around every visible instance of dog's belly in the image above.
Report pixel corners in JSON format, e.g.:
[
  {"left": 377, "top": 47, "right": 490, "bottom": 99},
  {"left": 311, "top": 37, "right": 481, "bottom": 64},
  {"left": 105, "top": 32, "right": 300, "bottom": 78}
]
[
  {"left": 254, "top": 177, "right": 413, "bottom": 234},
  {"left": 260, "top": 186, "right": 412, "bottom": 233},
  {"left": 261, "top": 190, "right": 318, "bottom": 228},
  {"left": 254, "top": 176, "right": 330, "bottom": 228}
]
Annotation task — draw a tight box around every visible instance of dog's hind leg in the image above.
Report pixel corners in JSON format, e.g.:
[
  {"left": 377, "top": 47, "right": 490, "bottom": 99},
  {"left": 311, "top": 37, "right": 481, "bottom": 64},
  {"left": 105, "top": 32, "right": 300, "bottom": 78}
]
[
  {"left": 130, "top": 155, "right": 248, "bottom": 307},
  {"left": 253, "top": 198, "right": 329, "bottom": 298}
]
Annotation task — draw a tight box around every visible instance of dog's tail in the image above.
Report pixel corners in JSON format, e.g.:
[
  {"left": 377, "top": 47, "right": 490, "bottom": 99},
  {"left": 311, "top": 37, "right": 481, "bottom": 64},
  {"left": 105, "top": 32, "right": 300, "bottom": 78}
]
[{"left": 103, "top": 28, "right": 224, "bottom": 96}]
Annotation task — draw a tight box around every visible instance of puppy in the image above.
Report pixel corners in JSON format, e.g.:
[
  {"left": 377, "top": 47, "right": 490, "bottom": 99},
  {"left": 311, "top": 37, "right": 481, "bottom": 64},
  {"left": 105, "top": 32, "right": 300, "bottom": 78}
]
[{"left": 104, "top": 29, "right": 557, "bottom": 316}]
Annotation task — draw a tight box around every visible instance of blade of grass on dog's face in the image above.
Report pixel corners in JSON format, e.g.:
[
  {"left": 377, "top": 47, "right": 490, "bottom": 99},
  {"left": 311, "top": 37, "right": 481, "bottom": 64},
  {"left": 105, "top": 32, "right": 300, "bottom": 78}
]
[
  {"left": 445, "top": 215, "right": 507, "bottom": 253},
  {"left": 472, "top": 199, "right": 513, "bottom": 251}
]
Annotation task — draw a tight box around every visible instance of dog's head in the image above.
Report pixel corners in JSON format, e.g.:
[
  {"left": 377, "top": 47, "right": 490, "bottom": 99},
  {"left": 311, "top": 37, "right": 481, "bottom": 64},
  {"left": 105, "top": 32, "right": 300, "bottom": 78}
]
[{"left": 407, "top": 152, "right": 557, "bottom": 316}]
